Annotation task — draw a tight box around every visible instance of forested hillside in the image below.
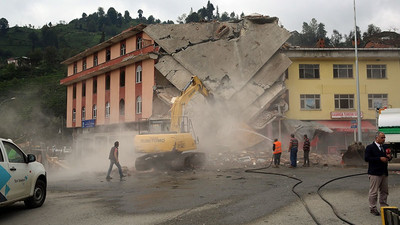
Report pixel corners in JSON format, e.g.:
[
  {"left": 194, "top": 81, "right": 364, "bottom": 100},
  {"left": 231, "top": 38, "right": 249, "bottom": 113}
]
[{"left": 0, "top": 1, "right": 389, "bottom": 145}]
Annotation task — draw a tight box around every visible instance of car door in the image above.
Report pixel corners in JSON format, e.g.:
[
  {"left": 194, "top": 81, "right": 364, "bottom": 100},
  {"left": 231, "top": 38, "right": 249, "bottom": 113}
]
[
  {"left": 0, "top": 147, "right": 12, "bottom": 203},
  {"left": 2, "top": 141, "right": 32, "bottom": 201}
]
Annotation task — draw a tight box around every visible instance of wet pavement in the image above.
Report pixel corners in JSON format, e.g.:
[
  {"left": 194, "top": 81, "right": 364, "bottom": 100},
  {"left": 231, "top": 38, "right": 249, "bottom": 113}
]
[{"left": 1, "top": 159, "right": 400, "bottom": 225}]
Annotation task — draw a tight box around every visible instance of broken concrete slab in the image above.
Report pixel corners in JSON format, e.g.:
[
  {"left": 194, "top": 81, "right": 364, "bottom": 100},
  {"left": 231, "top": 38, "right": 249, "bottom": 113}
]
[
  {"left": 154, "top": 55, "right": 193, "bottom": 90},
  {"left": 146, "top": 17, "right": 290, "bottom": 100},
  {"left": 229, "top": 52, "right": 291, "bottom": 111}
]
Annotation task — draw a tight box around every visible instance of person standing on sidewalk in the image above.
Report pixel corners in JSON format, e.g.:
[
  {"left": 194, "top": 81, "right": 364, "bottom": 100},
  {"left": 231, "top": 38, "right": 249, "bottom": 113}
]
[
  {"left": 303, "top": 134, "right": 311, "bottom": 167},
  {"left": 365, "top": 131, "right": 392, "bottom": 216},
  {"left": 288, "top": 134, "right": 298, "bottom": 168},
  {"left": 272, "top": 139, "right": 282, "bottom": 168},
  {"left": 106, "top": 141, "right": 126, "bottom": 181}
]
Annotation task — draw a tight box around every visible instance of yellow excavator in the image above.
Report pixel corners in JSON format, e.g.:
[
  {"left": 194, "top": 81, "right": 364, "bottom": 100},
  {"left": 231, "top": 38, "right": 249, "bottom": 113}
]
[{"left": 134, "top": 76, "right": 213, "bottom": 171}]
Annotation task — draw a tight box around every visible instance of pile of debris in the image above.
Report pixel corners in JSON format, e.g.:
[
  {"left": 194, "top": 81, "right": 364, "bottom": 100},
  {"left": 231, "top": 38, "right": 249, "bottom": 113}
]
[{"left": 205, "top": 149, "right": 343, "bottom": 170}]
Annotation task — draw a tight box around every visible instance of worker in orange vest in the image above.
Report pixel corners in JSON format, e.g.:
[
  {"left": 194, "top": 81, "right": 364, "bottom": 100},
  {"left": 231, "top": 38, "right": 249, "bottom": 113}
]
[{"left": 272, "top": 138, "right": 282, "bottom": 168}]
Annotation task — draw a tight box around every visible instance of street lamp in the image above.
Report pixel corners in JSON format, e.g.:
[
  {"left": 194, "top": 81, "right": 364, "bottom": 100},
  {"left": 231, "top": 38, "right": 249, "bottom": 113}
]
[{"left": 0, "top": 97, "right": 16, "bottom": 108}]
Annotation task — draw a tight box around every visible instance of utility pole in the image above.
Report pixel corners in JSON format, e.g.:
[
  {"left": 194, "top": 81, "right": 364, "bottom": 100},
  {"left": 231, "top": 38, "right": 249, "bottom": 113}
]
[{"left": 354, "top": 0, "right": 362, "bottom": 143}]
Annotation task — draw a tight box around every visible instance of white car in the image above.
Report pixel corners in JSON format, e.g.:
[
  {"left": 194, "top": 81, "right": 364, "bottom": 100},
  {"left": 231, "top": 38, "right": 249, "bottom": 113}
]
[{"left": 0, "top": 138, "right": 46, "bottom": 208}]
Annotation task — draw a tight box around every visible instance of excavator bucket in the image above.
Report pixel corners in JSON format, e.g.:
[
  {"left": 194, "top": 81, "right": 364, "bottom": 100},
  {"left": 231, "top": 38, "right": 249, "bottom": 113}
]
[{"left": 342, "top": 143, "right": 367, "bottom": 166}]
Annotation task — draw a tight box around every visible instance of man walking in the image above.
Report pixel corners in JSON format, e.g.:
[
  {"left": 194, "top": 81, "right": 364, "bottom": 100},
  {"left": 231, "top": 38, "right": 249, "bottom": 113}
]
[
  {"left": 272, "top": 138, "right": 282, "bottom": 168},
  {"left": 303, "top": 134, "right": 310, "bottom": 167},
  {"left": 288, "top": 134, "right": 298, "bottom": 168},
  {"left": 106, "top": 141, "right": 126, "bottom": 181},
  {"left": 365, "top": 131, "right": 392, "bottom": 216}
]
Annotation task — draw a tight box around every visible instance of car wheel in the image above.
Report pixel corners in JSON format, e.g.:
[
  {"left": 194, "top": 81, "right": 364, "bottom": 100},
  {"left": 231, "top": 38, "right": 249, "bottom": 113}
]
[{"left": 24, "top": 179, "right": 46, "bottom": 208}]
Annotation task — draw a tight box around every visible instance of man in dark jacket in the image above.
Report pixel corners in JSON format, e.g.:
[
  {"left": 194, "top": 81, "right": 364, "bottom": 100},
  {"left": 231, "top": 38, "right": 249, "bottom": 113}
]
[
  {"left": 106, "top": 141, "right": 125, "bottom": 181},
  {"left": 365, "top": 131, "right": 392, "bottom": 216}
]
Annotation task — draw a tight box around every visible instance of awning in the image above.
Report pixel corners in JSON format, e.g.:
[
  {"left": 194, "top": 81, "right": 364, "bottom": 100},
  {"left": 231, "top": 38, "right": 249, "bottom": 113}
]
[{"left": 316, "top": 120, "right": 377, "bottom": 132}]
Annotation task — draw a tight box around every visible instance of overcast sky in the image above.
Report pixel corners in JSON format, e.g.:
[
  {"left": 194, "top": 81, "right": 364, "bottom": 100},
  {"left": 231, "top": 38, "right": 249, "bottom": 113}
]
[{"left": 2, "top": 0, "right": 400, "bottom": 36}]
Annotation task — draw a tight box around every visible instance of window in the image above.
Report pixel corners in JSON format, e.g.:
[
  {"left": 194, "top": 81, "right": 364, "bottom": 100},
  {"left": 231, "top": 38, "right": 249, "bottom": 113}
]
[
  {"left": 93, "top": 78, "right": 97, "bottom": 94},
  {"left": 72, "top": 108, "right": 76, "bottom": 122},
  {"left": 367, "top": 65, "right": 386, "bottom": 79},
  {"left": 73, "top": 62, "right": 77, "bottom": 74},
  {"left": 137, "top": 37, "right": 142, "bottom": 49},
  {"left": 93, "top": 52, "right": 98, "bottom": 66},
  {"left": 119, "top": 99, "right": 125, "bottom": 116},
  {"left": 105, "top": 74, "right": 110, "bottom": 90},
  {"left": 82, "top": 82, "right": 86, "bottom": 97},
  {"left": 120, "top": 41, "right": 126, "bottom": 55},
  {"left": 299, "top": 64, "right": 319, "bottom": 79},
  {"left": 300, "top": 94, "right": 320, "bottom": 110},
  {"left": 0, "top": 146, "right": 3, "bottom": 162},
  {"left": 368, "top": 94, "right": 388, "bottom": 109},
  {"left": 106, "top": 48, "right": 111, "bottom": 61},
  {"left": 334, "top": 94, "right": 354, "bottom": 109},
  {"left": 333, "top": 64, "right": 353, "bottom": 78},
  {"left": 105, "top": 102, "right": 110, "bottom": 118},
  {"left": 120, "top": 69, "right": 125, "bottom": 87},
  {"left": 82, "top": 107, "right": 86, "bottom": 121},
  {"left": 3, "top": 141, "right": 25, "bottom": 163},
  {"left": 136, "top": 66, "right": 142, "bottom": 83},
  {"left": 136, "top": 96, "right": 142, "bottom": 114},
  {"left": 93, "top": 104, "right": 97, "bottom": 119},
  {"left": 73, "top": 85, "right": 76, "bottom": 99},
  {"left": 82, "top": 57, "right": 87, "bottom": 70}
]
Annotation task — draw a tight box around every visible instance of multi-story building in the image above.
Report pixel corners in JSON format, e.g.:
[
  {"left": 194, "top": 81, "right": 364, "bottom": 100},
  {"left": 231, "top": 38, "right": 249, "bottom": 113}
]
[
  {"left": 60, "top": 25, "right": 160, "bottom": 152},
  {"left": 60, "top": 22, "right": 400, "bottom": 156},
  {"left": 283, "top": 48, "right": 400, "bottom": 152}
]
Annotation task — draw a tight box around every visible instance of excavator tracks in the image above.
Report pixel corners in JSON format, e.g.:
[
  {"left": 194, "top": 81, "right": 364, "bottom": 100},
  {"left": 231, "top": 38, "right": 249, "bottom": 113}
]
[{"left": 135, "top": 152, "right": 206, "bottom": 171}]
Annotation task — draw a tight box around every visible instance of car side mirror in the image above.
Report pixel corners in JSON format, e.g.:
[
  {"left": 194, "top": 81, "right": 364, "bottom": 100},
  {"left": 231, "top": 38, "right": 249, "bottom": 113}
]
[{"left": 27, "top": 154, "right": 36, "bottom": 163}]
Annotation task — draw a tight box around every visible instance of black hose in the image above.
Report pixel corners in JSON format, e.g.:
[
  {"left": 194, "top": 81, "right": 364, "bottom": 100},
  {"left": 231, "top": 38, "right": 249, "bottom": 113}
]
[
  {"left": 317, "top": 172, "right": 367, "bottom": 225},
  {"left": 245, "top": 167, "right": 321, "bottom": 225},
  {"left": 245, "top": 154, "right": 367, "bottom": 225}
]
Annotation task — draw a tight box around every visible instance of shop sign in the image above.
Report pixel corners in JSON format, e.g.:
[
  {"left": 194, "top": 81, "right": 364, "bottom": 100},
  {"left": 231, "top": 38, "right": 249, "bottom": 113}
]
[
  {"left": 330, "top": 111, "right": 363, "bottom": 119},
  {"left": 82, "top": 119, "right": 96, "bottom": 128}
]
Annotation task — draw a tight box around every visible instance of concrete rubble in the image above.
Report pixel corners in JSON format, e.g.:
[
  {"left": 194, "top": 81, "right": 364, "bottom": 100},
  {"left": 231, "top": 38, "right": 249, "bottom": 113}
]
[
  {"left": 144, "top": 14, "right": 291, "bottom": 131},
  {"left": 206, "top": 149, "right": 343, "bottom": 170}
]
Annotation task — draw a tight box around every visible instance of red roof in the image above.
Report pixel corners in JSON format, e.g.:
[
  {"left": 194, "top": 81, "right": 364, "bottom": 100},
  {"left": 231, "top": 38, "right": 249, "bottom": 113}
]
[{"left": 316, "top": 120, "right": 377, "bottom": 132}]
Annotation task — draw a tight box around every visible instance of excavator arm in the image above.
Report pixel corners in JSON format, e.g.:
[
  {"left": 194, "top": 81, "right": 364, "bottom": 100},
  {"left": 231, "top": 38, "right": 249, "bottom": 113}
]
[{"left": 169, "top": 76, "right": 213, "bottom": 132}]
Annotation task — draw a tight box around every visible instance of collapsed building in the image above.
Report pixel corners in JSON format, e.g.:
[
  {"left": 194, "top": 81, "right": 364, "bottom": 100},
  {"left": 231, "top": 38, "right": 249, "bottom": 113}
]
[
  {"left": 60, "top": 14, "right": 316, "bottom": 162},
  {"left": 146, "top": 15, "right": 292, "bottom": 149}
]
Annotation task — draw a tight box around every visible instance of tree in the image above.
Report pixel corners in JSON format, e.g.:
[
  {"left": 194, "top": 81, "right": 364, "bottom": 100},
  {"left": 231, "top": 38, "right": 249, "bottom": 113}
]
[
  {"left": 107, "top": 7, "right": 118, "bottom": 25},
  {"left": 330, "top": 29, "right": 343, "bottom": 47},
  {"left": 316, "top": 23, "right": 327, "bottom": 39},
  {"left": 230, "top": 12, "right": 236, "bottom": 19},
  {"left": 344, "top": 26, "right": 362, "bottom": 47},
  {"left": 98, "top": 7, "right": 105, "bottom": 17},
  {"left": 28, "top": 31, "right": 39, "bottom": 51},
  {"left": 0, "top": 18, "right": 9, "bottom": 34},
  {"left": 301, "top": 18, "right": 327, "bottom": 47},
  {"left": 124, "top": 10, "right": 131, "bottom": 21},
  {"left": 198, "top": 7, "right": 207, "bottom": 21},
  {"left": 215, "top": 6, "right": 220, "bottom": 20},
  {"left": 147, "top": 15, "right": 155, "bottom": 24},
  {"left": 138, "top": 9, "right": 143, "bottom": 19},
  {"left": 186, "top": 12, "right": 200, "bottom": 23},
  {"left": 206, "top": 0, "right": 215, "bottom": 21},
  {"left": 363, "top": 24, "right": 381, "bottom": 39},
  {"left": 220, "top": 12, "right": 229, "bottom": 21},
  {"left": 177, "top": 13, "right": 187, "bottom": 24}
]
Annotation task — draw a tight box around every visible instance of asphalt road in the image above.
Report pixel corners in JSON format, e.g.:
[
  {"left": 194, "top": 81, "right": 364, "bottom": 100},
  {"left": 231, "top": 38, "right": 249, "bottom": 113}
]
[{"left": 1, "top": 164, "right": 400, "bottom": 225}]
